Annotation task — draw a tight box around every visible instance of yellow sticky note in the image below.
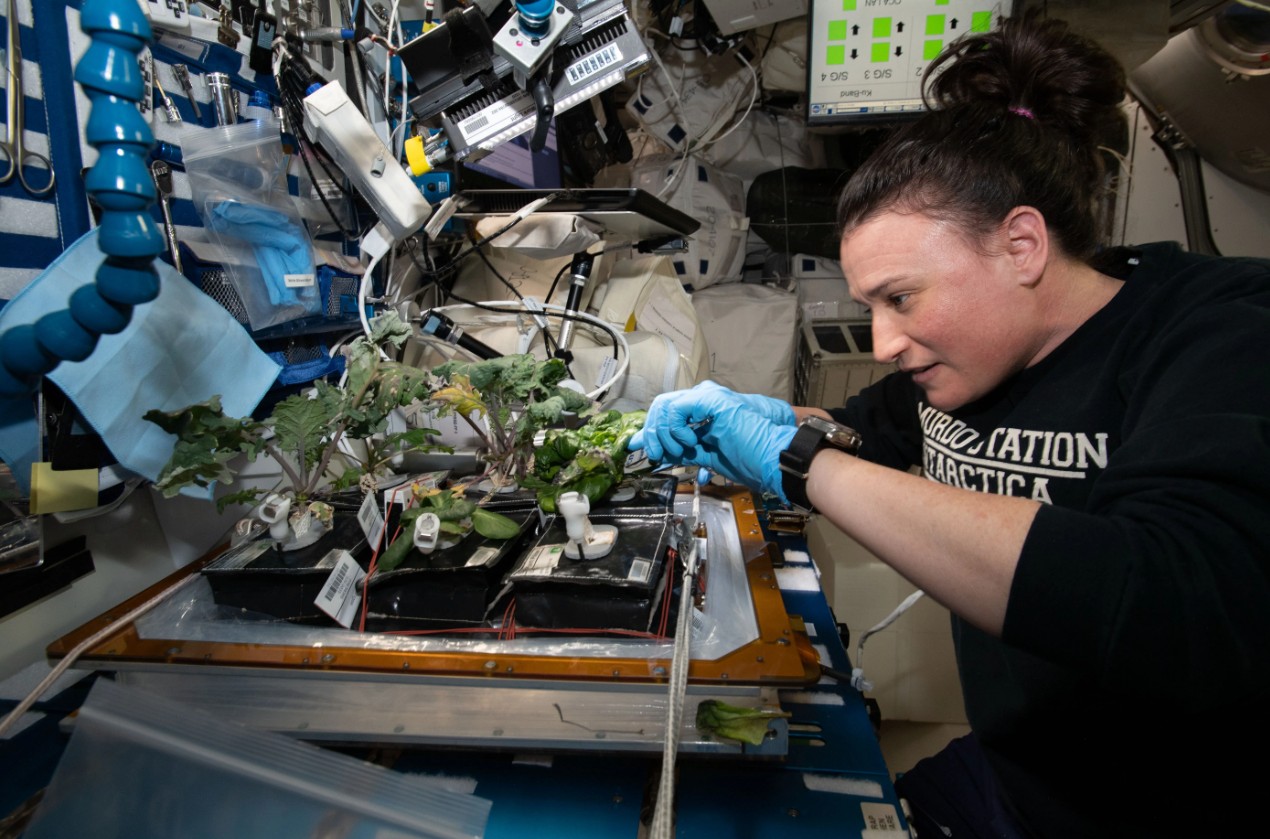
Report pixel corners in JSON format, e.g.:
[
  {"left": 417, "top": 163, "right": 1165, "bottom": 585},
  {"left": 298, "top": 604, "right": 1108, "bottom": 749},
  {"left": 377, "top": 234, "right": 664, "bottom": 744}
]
[{"left": 29, "top": 463, "right": 99, "bottom": 514}]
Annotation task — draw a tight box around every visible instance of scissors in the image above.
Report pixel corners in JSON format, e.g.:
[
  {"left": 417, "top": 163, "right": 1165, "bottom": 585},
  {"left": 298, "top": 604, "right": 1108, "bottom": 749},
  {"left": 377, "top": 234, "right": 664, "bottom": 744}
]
[{"left": 1, "top": 0, "right": 55, "bottom": 196}]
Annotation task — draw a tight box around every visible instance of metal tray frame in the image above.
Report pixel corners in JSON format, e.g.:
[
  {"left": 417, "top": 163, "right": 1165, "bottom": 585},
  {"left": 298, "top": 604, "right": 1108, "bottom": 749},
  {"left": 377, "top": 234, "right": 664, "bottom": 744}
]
[{"left": 48, "top": 487, "right": 819, "bottom": 688}]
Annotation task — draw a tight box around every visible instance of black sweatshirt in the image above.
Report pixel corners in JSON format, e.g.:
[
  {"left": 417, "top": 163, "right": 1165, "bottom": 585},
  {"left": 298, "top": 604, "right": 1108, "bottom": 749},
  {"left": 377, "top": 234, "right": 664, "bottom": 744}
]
[{"left": 831, "top": 242, "right": 1270, "bottom": 837}]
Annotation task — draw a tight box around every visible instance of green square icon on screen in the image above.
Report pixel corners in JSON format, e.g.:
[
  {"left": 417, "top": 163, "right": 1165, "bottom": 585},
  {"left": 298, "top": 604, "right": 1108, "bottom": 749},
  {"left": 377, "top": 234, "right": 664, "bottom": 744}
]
[
  {"left": 871, "top": 42, "right": 889, "bottom": 62},
  {"left": 923, "top": 39, "right": 943, "bottom": 60},
  {"left": 827, "top": 45, "right": 845, "bottom": 65},
  {"left": 926, "top": 14, "right": 945, "bottom": 35},
  {"left": 843, "top": 0, "right": 857, "bottom": 10},
  {"left": 873, "top": 17, "right": 891, "bottom": 38},
  {"left": 972, "top": 11, "right": 992, "bottom": 32},
  {"left": 829, "top": 20, "right": 847, "bottom": 40}
]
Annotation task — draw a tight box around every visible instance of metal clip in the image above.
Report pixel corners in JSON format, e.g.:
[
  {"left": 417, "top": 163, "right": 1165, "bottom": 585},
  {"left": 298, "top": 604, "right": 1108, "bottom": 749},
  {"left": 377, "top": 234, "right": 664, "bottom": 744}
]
[{"left": 218, "top": 4, "right": 240, "bottom": 47}]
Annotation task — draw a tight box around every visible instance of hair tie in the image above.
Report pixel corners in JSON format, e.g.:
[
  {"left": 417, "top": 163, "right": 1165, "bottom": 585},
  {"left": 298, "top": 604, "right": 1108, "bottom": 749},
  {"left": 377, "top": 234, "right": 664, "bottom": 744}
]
[{"left": 1009, "top": 106, "right": 1036, "bottom": 120}]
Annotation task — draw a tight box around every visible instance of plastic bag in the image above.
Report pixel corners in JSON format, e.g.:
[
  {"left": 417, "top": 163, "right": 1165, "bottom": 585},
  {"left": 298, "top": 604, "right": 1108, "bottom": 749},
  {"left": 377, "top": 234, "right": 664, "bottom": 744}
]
[{"left": 183, "top": 120, "right": 321, "bottom": 331}]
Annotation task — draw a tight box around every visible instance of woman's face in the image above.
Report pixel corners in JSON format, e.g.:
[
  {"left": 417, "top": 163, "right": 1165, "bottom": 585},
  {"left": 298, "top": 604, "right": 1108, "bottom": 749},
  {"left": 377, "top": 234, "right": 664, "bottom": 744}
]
[{"left": 840, "top": 210, "right": 1044, "bottom": 411}]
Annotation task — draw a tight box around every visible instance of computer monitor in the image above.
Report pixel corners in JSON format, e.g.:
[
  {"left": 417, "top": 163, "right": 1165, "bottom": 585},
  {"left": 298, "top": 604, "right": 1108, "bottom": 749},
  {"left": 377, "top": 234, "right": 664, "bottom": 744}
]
[
  {"left": 806, "top": 0, "right": 1008, "bottom": 127},
  {"left": 459, "top": 122, "right": 564, "bottom": 191}
]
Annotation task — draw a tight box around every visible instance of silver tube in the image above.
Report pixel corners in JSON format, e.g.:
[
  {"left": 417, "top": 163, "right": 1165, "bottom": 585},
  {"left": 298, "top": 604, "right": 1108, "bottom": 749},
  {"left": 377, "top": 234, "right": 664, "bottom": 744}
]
[{"left": 206, "top": 73, "right": 239, "bottom": 126}]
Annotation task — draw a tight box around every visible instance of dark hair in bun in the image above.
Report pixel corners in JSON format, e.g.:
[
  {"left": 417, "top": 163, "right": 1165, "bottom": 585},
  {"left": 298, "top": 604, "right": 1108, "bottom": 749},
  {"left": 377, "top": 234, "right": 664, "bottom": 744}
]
[{"left": 837, "top": 12, "right": 1127, "bottom": 259}]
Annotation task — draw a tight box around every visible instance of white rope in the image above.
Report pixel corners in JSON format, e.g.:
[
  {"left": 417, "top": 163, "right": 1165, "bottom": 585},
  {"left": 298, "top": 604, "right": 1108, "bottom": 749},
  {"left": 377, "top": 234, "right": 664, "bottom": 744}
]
[{"left": 649, "top": 525, "right": 702, "bottom": 838}]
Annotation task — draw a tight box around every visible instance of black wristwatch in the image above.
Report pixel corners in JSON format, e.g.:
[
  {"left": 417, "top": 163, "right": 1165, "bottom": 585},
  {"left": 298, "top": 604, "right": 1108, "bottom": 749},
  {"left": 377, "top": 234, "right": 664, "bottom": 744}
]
[{"left": 779, "top": 416, "right": 862, "bottom": 512}]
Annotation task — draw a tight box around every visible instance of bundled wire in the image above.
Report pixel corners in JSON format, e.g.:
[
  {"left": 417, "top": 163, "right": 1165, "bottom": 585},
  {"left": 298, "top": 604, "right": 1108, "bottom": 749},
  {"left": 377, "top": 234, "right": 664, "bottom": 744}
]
[{"left": 273, "top": 44, "right": 365, "bottom": 240}]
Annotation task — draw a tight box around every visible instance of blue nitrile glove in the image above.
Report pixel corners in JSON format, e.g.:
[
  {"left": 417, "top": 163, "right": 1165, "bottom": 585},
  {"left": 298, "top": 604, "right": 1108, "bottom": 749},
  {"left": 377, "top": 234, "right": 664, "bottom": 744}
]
[
  {"left": 629, "top": 380, "right": 796, "bottom": 463},
  {"left": 206, "top": 201, "right": 318, "bottom": 310},
  {"left": 629, "top": 400, "right": 796, "bottom": 503}
]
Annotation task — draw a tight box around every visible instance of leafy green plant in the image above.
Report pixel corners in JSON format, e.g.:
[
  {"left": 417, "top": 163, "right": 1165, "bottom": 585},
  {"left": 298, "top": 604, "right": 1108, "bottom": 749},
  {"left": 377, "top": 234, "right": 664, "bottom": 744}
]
[
  {"left": 376, "top": 485, "right": 522, "bottom": 572},
  {"left": 695, "top": 700, "right": 792, "bottom": 746},
  {"left": 521, "top": 409, "right": 647, "bottom": 512},
  {"left": 144, "top": 313, "right": 446, "bottom": 510},
  {"left": 428, "top": 355, "right": 594, "bottom": 487}
]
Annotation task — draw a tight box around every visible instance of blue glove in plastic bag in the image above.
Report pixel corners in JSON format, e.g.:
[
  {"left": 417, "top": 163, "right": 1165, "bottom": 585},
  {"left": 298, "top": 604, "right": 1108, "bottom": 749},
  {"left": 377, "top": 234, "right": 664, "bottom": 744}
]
[{"left": 206, "top": 201, "right": 321, "bottom": 311}]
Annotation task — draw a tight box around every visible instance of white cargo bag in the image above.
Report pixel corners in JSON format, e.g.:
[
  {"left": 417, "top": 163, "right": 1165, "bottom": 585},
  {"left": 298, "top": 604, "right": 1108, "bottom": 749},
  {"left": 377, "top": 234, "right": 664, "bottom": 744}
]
[
  {"left": 691, "top": 283, "right": 799, "bottom": 401},
  {"left": 630, "top": 154, "right": 747, "bottom": 290}
]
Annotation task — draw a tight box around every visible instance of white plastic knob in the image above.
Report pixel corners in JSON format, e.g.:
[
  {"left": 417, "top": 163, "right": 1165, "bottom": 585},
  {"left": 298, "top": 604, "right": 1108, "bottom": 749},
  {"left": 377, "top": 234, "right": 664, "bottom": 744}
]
[
  {"left": 257, "top": 493, "right": 292, "bottom": 542},
  {"left": 558, "top": 491, "right": 593, "bottom": 545},
  {"left": 413, "top": 512, "right": 442, "bottom": 552}
]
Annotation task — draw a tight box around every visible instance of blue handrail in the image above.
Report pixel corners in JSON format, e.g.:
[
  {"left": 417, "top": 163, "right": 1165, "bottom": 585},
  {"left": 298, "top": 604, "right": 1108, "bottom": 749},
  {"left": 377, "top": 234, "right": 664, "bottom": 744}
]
[{"left": 0, "top": 0, "right": 161, "bottom": 395}]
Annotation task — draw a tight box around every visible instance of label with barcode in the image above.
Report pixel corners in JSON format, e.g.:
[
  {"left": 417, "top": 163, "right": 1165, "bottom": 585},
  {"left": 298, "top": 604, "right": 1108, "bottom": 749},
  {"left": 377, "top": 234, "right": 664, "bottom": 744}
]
[
  {"left": 358, "top": 491, "right": 386, "bottom": 550},
  {"left": 566, "top": 43, "right": 622, "bottom": 87},
  {"left": 315, "top": 550, "right": 366, "bottom": 627},
  {"left": 284, "top": 273, "right": 315, "bottom": 288},
  {"left": 520, "top": 544, "right": 564, "bottom": 577},
  {"left": 457, "top": 91, "right": 534, "bottom": 143},
  {"left": 627, "top": 557, "right": 652, "bottom": 584},
  {"left": 691, "top": 606, "right": 707, "bottom": 634},
  {"left": 466, "top": 546, "right": 501, "bottom": 568}
]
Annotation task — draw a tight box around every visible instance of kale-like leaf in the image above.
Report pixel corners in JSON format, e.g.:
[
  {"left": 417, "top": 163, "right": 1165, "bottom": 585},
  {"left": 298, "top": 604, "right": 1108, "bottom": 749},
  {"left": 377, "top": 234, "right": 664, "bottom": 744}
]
[
  {"left": 695, "top": 700, "right": 791, "bottom": 746},
  {"left": 144, "top": 397, "right": 267, "bottom": 496},
  {"left": 471, "top": 506, "right": 521, "bottom": 540},
  {"left": 271, "top": 394, "right": 331, "bottom": 472}
]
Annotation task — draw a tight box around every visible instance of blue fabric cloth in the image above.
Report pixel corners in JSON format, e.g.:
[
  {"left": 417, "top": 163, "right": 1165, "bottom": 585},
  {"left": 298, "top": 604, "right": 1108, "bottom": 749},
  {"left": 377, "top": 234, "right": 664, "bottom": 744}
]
[
  {"left": 267, "top": 349, "right": 344, "bottom": 387},
  {"left": 0, "top": 228, "right": 280, "bottom": 495},
  {"left": 205, "top": 201, "right": 320, "bottom": 310}
]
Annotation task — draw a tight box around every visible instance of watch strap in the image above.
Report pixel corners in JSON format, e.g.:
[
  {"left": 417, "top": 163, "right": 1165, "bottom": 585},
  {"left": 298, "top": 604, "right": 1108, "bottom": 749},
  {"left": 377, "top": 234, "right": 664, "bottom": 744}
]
[{"left": 779, "top": 424, "right": 828, "bottom": 511}]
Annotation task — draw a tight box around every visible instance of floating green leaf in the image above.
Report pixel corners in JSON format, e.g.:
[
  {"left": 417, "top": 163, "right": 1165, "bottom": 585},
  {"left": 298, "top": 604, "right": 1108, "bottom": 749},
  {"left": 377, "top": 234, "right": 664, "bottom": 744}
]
[{"left": 695, "top": 700, "right": 792, "bottom": 746}]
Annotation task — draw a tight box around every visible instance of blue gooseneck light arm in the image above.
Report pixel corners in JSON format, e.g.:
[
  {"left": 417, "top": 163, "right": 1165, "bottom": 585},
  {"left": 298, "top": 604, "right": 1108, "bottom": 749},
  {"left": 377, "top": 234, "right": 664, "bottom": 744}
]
[{"left": 0, "top": 0, "right": 162, "bottom": 395}]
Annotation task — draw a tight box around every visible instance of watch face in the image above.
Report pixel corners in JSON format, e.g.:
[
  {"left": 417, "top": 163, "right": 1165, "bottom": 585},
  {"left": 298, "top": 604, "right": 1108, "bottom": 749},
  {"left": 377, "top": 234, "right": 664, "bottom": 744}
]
[
  {"left": 804, "top": 415, "right": 837, "bottom": 434},
  {"left": 803, "top": 416, "right": 861, "bottom": 452}
]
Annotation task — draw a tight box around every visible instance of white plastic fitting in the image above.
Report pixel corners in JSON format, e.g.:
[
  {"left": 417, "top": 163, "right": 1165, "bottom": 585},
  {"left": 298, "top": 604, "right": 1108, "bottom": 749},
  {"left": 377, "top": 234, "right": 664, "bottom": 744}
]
[
  {"left": 413, "top": 512, "right": 442, "bottom": 553},
  {"left": 302, "top": 81, "right": 431, "bottom": 241},
  {"left": 558, "top": 491, "right": 617, "bottom": 560},
  {"left": 257, "top": 493, "right": 292, "bottom": 543}
]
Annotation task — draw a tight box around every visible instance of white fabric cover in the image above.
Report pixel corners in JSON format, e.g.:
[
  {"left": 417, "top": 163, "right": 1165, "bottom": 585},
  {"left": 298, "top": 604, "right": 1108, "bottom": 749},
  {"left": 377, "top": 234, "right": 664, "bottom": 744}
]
[
  {"left": 701, "top": 111, "right": 818, "bottom": 191},
  {"left": 624, "top": 45, "right": 751, "bottom": 153},
  {"left": 691, "top": 283, "right": 799, "bottom": 401},
  {"left": 629, "top": 154, "right": 747, "bottom": 290},
  {"left": 472, "top": 214, "right": 603, "bottom": 260},
  {"left": 759, "top": 19, "right": 810, "bottom": 93},
  {"left": 589, "top": 254, "right": 710, "bottom": 386},
  {"left": 449, "top": 248, "right": 611, "bottom": 311}
]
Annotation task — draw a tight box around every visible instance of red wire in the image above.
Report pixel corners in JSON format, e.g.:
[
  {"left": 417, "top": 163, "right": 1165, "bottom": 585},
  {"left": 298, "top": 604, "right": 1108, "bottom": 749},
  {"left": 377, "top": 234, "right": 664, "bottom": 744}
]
[{"left": 358, "top": 492, "right": 415, "bottom": 633}]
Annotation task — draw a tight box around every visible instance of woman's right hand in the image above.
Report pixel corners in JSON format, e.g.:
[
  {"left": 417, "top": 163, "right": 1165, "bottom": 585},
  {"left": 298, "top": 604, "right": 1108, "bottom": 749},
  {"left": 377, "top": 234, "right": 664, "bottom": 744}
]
[{"left": 627, "top": 382, "right": 796, "bottom": 501}]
